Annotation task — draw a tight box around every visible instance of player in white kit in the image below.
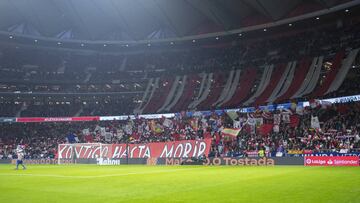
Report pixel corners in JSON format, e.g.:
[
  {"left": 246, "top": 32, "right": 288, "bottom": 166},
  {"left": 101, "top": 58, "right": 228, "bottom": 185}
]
[{"left": 15, "top": 145, "right": 26, "bottom": 170}]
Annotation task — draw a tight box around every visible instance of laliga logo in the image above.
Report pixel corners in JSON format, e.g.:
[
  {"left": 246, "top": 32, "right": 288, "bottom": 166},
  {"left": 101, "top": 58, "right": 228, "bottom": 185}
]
[
  {"left": 306, "top": 159, "right": 312, "bottom": 164},
  {"left": 327, "top": 160, "right": 333, "bottom": 165}
]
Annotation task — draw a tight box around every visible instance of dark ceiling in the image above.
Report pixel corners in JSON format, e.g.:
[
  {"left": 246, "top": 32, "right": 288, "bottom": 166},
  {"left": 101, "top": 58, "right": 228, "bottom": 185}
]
[{"left": 0, "top": 0, "right": 355, "bottom": 41}]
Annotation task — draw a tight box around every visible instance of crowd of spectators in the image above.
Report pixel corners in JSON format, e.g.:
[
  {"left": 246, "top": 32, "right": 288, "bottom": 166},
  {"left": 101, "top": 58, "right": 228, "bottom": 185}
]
[{"left": 1, "top": 102, "right": 359, "bottom": 159}]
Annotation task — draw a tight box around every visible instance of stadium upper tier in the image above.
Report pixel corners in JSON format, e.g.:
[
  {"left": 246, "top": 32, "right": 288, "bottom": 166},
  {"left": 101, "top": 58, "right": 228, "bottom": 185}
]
[
  {"left": 0, "top": 18, "right": 360, "bottom": 117},
  {"left": 0, "top": 0, "right": 357, "bottom": 43}
]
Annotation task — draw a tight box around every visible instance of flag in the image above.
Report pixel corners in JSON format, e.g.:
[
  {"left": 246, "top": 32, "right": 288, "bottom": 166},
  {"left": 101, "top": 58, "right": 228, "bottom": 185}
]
[
  {"left": 273, "top": 114, "right": 281, "bottom": 125},
  {"left": 273, "top": 124, "right": 279, "bottom": 133},
  {"left": 201, "top": 118, "right": 208, "bottom": 128},
  {"left": 100, "top": 127, "right": 106, "bottom": 136},
  {"left": 310, "top": 99, "right": 320, "bottom": 109},
  {"left": 296, "top": 105, "right": 304, "bottom": 115},
  {"left": 262, "top": 111, "right": 272, "bottom": 120},
  {"left": 124, "top": 124, "right": 132, "bottom": 135},
  {"left": 131, "top": 132, "right": 140, "bottom": 140},
  {"left": 233, "top": 121, "right": 241, "bottom": 128},
  {"left": 311, "top": 116, "right": 320, "bottom": 129},
  {"left": 215, "top": 132, "right": 221, "bottom": 145},
  {"left": 66, "top": 133, "right": 76, "bottom": 143},
  {"left": 154, "top": 124, "right": 163, "bottom": 134},
  {"left": 105, "top": 132, "right": 112, "bottom": 142},
  {"left": 163, "top": 118, "right": 173, "bottom": 128},
  {"left": 282, "top": 114, "right": 290, "bottom": 123},
  {"left": 255, "top": 118, "right": 264, "bottom": 126},
  {"left": 180, "top": 110, "right": 186, "bottom": 118},
  {"left": 289, "top": 115, "right": 299, "bottom": 128},
  {"left": 190, "top": 118, "right": 199, "bottom": 131},
  {"left": 247, "top": 117, "right": 256, "bottom": 126},
  {"left": 221, "top": 128, "right": 241, "bottom": 138},
  {"left": 258, "top": 124, "right": 273, "bottom": 136},
  {"left": 149, "top": 120, "right": 156, "bottom": 132},
  {"left": 82, "top": 128, "right": 90, "bottom": 135},
  {"left": 226, "top": 111, "right": 238, "bottom": 120},
  {"left": 282, "top": 108, "right": 293, "bottom": 115}
]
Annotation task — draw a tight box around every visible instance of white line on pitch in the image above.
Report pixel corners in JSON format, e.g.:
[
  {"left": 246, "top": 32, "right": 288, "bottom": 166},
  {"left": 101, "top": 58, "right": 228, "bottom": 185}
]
[{"left": 0, "top": 168, "right": 202, "bottom": 179}]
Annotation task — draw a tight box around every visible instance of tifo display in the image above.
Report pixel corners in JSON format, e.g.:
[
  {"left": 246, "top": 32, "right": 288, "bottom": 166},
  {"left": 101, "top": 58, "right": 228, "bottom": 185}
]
[
  {"left": 1, "top": 2, "right": 360, "bottom": 202},
  {"left": 1, "top": 102, "right": 360, "bottom": 161}
]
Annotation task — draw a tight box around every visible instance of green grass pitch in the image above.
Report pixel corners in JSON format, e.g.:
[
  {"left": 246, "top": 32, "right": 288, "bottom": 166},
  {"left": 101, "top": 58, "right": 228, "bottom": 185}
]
[{"left": 0, "top": 164, "right": 359, "bottom": 203}]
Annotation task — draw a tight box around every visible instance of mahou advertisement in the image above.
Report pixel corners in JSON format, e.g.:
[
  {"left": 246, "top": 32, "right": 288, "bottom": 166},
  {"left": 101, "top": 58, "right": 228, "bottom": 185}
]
[
  {"left": 304, "top": 156, "right": 359, "bottom": 166},
  {"left": 58, "top": 139, "right": 212, "bottom": 159}
]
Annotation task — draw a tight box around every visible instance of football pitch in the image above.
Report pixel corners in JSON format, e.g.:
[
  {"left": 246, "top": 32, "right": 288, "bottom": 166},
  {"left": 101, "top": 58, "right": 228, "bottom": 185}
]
[{"left": 0, "top": 165, "right": 359, "bottom": 203}]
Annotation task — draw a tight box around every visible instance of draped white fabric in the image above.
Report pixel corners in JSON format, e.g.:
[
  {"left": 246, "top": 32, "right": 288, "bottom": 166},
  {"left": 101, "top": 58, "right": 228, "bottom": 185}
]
[
  {"left": 276, "top": 61, "right": 296, "bottom": 99},
  {"left": 119, "top": 56, "right": 127, "bottom": 71},
  {"left": 139, "top": 77, "right": 159, "bottom": 113},
  {"left": 266, "top": 62, "right": 293, "bottom": 103},
  {"left": 157, "top": 76, "right": 180, "bottom": 112},
  {"left": 218, "top": 69, "right": 241, "bottom": 107},
  {"left": 326, "top": 48, "right": 359, "bottom": 94},
  {"left": 244, "top": 65, "right": 273, "bottom": 105},
  {"left": 134, "top": 78, "right": 153, "bottom": 113},
  {"left": 188, "top": 73, "right": 213, "bottom": 109},
  {"left": 291, "top": 57, "right": 318, "bottom": 99},
  {"left": 197, "top": 72, "right": 207, "bottom": 99},
  {"left": 188, "top": 73, "right": 208, "bottom": 109},
  {"left": 164, "top": 75, "right": 187, "bottom": 111},
  {"left": 291, "top": 56, "right": 323, "bottom": 98},
  {"left": 267, "top": 61, "right": 296, "bottom": 103},
  {"left": 213, "top": 70, "right": 234, "bottom": 106},
  {"left": 301, "top": 56, "right": 323, "bottom": 96}
]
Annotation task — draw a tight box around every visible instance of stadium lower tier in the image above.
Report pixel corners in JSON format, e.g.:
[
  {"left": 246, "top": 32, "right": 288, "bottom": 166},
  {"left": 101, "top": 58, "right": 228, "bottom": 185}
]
[{"left": 1, "top": 102, "right": 359, "bottom": 160}]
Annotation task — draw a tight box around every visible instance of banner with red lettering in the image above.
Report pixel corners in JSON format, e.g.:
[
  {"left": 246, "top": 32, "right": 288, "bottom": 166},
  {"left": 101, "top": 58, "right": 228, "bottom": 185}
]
[
  {"left": 304, "top": 156, "right": 359, "bottom": 166},
  {"left": 58, "top": 139, "right": 212, "bottom": 159}
]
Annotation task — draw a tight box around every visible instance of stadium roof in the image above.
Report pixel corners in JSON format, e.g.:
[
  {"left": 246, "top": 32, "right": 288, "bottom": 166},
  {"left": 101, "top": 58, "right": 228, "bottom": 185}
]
[{"left": 0, "top": 0, "right": 358, "bottom": 43}]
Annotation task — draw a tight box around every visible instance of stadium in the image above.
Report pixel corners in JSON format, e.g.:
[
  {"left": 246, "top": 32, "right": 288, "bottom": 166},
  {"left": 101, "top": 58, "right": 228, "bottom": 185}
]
[{"left": 1, "top": 0, "right": 360, "bottom": 202}]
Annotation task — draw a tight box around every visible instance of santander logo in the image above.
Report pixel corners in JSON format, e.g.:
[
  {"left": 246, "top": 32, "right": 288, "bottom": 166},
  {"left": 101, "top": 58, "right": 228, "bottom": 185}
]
[{"left": 305, "top": 157, "right": 359, "bottom": 166}]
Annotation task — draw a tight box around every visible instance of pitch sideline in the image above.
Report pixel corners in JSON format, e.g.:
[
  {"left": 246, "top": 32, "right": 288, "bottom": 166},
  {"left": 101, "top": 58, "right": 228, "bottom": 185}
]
[{"left": 0, "top": 167, "right": 206, "bottom": 179}]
